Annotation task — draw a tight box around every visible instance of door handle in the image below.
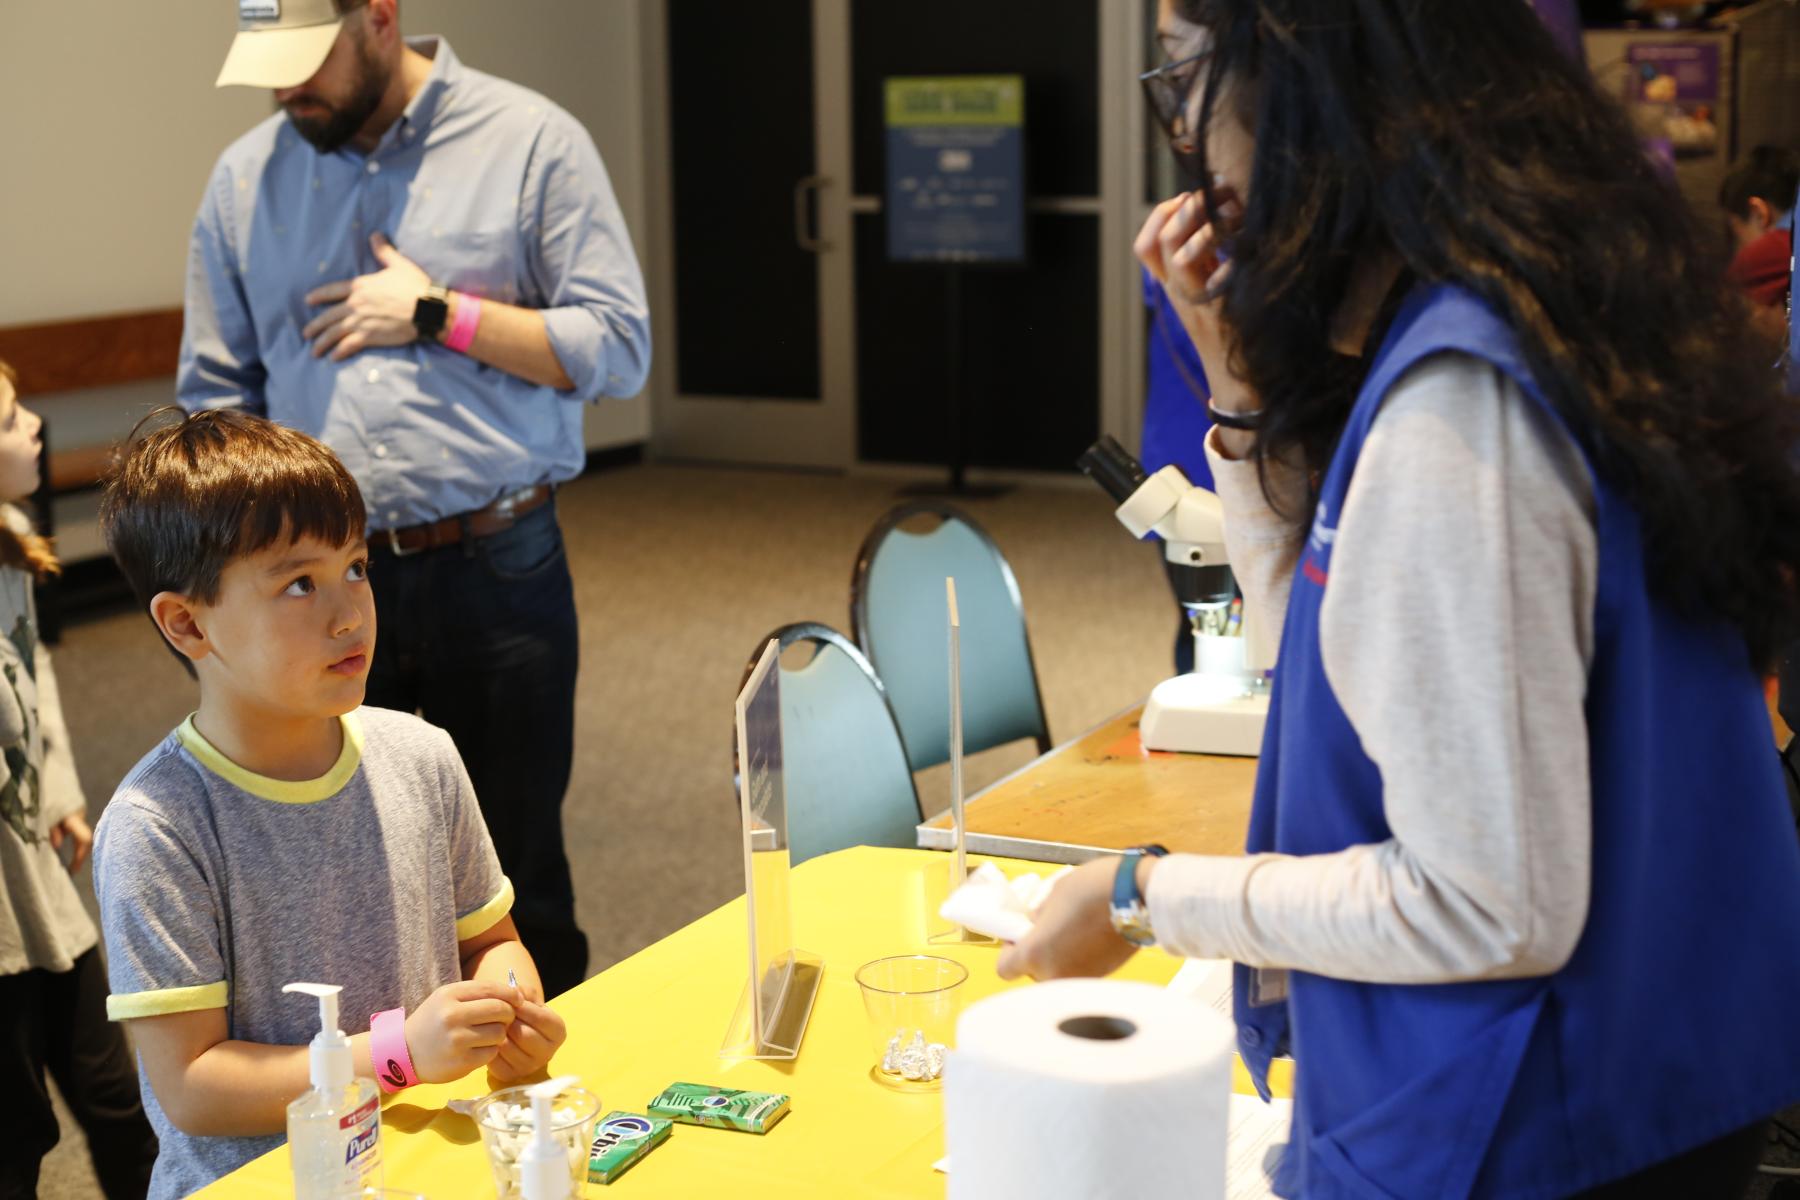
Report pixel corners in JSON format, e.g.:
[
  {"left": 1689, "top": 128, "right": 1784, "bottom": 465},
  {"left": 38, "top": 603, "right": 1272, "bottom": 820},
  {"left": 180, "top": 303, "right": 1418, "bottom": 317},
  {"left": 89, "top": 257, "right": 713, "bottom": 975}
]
[{"left": 794, "top": 175, "right": 831, "bottom": 253}]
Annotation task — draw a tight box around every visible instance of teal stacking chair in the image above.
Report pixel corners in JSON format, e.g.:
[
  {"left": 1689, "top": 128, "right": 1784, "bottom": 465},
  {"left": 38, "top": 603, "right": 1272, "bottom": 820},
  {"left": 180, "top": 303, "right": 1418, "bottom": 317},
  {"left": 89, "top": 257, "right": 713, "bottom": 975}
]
[
  {"left": 732, "top": 623, "right": 923, "bottom": 866},
  {"left": 850, "top": 503, "right": 1052, "bottom": 772}
]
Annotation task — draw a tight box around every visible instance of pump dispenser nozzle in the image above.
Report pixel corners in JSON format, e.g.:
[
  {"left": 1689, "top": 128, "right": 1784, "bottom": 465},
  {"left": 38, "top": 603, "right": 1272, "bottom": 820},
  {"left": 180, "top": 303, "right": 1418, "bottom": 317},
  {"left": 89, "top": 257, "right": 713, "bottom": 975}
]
[
  {"left": 520, "top": 1074, "right": 582, "bottom": 1200},
  {"left": 283, "top": 982, "right": 352, "bottom": 1093}
]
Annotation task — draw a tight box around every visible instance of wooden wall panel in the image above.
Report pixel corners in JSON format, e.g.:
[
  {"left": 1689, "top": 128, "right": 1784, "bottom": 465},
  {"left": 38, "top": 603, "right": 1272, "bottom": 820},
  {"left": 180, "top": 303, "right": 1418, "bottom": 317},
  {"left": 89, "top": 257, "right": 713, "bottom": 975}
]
[{"left": 0, "top": 309, "right": 183, "bottom": 396}]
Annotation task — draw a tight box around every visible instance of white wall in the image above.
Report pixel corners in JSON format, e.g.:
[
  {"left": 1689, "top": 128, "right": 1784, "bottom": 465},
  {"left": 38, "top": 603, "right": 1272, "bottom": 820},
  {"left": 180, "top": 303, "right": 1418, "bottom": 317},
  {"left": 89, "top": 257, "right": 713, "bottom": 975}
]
[
  {"left": 0, "top": 5, "right": 271, "bottom": 325},
  {"left": 0, "top": 0, "right": 650, "bottom": 553}
]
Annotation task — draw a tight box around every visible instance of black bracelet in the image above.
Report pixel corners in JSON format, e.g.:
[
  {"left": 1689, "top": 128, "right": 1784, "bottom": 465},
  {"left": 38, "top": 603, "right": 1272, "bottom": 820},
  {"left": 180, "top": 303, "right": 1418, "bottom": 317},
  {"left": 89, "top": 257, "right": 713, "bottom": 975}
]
[{"left": 1207, "top": 401, "right": 1263, "bottom": 432}]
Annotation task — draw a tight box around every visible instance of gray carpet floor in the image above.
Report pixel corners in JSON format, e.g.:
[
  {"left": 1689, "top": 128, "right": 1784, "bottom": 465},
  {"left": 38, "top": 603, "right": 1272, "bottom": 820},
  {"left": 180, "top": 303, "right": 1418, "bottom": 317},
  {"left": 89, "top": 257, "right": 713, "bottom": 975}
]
[{"left": 33, "top": 461, "right": 1797, "bottom": 1197}]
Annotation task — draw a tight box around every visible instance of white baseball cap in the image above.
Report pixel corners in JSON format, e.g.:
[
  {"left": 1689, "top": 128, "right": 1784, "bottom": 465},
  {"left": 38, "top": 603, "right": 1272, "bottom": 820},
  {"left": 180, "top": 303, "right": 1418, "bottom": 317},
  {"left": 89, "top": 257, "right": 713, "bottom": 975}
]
[{"left": 215, "top": 0, "right": 356, "bottom": 90}]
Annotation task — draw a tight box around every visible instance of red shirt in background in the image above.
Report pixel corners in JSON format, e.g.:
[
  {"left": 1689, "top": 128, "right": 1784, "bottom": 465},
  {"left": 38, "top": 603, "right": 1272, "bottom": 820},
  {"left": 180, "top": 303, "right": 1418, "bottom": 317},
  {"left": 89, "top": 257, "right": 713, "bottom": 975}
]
[{"left": 1728, "top": 227, "right": 1793, "bottom": 308}]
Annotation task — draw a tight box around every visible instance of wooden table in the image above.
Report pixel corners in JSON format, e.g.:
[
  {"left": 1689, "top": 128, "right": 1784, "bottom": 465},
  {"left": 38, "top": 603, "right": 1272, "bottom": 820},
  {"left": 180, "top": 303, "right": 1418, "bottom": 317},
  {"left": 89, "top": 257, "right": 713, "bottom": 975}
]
[{"left": 916, "top": 704, "right": 1258, "bottom": 865}]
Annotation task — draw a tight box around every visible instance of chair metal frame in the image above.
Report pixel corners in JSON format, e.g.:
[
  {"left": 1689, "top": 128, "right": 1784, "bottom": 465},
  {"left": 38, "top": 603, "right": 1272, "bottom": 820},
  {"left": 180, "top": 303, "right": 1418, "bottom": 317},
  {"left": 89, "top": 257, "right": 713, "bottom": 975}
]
[
  {"left": 849, "top": 501, "right": 1053, "bottom": 760},
  {"left": 730, "top": 621, "right": 924, "bottom": 822}
]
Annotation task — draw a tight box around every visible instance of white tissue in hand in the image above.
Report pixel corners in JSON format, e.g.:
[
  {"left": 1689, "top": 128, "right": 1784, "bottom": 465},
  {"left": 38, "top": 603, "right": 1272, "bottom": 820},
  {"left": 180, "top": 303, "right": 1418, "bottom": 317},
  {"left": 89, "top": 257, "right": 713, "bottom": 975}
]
[{"left": 938, "top": 863, "right": 1071, "bottom": 942}]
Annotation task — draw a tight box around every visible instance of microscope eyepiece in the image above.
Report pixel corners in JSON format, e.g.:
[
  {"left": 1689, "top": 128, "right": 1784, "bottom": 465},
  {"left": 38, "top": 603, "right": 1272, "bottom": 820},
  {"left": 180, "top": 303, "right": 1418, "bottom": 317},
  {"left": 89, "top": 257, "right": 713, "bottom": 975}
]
[{"left": 1076, "top": 435, "right": 1148, "bottom": 504}]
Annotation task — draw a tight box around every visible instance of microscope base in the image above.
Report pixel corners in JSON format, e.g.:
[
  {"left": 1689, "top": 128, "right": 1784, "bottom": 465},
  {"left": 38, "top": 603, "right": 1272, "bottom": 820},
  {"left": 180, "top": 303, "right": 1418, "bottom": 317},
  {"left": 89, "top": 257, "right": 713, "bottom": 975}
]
[{"left": 1141, "top": 674, "right": 1269, "bottom": 757}]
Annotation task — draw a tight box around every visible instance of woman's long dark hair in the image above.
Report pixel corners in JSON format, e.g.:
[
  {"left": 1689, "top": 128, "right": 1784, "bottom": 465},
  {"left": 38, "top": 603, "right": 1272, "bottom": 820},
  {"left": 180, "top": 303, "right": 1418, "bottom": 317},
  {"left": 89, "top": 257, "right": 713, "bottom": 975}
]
[{"left": 1180, "top": 0, "right": 1800, "bottom": 668}]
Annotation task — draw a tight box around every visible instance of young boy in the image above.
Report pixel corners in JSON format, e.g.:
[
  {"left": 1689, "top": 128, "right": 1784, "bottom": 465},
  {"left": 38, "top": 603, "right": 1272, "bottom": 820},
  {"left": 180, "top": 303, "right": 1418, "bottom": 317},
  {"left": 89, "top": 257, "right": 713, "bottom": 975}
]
[{"left": 92, "top": 409, "right": 567, "bottom": 1199}]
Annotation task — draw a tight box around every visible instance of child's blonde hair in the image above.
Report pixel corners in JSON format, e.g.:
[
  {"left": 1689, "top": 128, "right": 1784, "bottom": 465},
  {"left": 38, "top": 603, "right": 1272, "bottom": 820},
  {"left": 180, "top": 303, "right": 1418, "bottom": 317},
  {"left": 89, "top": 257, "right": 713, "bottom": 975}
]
[{"left": 0, "top": 361, "right": 59, "bottom": 581}]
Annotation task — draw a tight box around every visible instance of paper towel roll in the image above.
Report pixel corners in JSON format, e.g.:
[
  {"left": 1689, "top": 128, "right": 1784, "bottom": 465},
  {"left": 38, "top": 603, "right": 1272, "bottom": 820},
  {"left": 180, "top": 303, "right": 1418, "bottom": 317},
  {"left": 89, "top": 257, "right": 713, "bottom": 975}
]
[{"left": 945, "top": 978, "right": 1235, "bottom": 1200}]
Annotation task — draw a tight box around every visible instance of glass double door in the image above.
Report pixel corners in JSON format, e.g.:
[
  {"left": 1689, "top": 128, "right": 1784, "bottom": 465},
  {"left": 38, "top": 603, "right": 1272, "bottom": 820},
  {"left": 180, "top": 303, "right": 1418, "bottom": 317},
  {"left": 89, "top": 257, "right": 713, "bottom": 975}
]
[{"left": 649, "top": 0, "right": 1143, "bottom": 473}]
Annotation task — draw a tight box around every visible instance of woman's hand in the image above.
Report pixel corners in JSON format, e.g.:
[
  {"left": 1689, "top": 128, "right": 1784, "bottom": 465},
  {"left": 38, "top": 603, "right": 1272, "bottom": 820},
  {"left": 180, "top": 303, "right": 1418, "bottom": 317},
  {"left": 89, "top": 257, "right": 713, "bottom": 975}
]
[
  {"left": 1135, "top": 191, "right": 1259, "bottom": 437},
  {"left": 1135, "top": 192, "right": 1233, "bottom": 363},
  {"left": 995, "top": 856, "right": 1141, "bottom": 982}
]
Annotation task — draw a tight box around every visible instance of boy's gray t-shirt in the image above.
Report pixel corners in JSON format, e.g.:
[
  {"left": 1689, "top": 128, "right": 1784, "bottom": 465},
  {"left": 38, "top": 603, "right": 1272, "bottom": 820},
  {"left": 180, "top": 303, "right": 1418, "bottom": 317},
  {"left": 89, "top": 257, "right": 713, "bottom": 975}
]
[{"left": 93, "top": 706, "right": 511, "bottom": 1200}]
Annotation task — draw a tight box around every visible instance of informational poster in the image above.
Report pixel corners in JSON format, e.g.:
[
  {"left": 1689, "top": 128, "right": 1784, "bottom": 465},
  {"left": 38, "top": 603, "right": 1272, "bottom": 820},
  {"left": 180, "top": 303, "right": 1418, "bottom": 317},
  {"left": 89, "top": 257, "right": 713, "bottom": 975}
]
[
  {"left": 1627, "top": 42, "right": 1721, "bottom": 159},
  {"left": 885, "top": 75, "right": 1026, "bottom": 263}
]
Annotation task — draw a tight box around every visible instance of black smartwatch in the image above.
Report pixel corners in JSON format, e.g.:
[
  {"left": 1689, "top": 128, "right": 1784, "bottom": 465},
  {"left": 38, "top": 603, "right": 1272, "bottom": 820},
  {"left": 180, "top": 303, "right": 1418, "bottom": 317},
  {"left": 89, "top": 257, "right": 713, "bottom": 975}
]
[{"left": 411, "top": 285, "right": 452, "bottom": 341}]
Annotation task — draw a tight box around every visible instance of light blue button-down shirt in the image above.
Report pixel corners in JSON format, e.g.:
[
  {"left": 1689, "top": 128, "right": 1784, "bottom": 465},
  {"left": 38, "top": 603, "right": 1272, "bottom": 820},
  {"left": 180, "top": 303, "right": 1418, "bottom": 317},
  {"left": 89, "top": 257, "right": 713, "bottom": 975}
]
[{"left": 178, "top": 38, "right": 651, "bottom": 529}]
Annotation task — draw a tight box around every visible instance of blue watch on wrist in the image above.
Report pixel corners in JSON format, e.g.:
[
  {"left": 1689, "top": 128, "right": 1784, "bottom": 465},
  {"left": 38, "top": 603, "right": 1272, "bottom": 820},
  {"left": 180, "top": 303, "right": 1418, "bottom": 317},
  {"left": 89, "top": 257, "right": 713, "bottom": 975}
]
[{"left": 1110, "top": 843, "right": 1170, "bottom": 947}]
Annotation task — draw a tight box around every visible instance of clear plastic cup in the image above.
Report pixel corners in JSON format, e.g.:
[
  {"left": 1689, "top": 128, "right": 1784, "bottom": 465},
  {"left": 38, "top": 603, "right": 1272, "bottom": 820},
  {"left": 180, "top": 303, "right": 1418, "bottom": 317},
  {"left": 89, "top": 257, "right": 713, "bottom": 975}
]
[
  {"left": 474, "top": 1085, "right": 601, "bottom": 1198},
  {"left": 855, "top": 955, "right": 968, "bottom": 1091}
]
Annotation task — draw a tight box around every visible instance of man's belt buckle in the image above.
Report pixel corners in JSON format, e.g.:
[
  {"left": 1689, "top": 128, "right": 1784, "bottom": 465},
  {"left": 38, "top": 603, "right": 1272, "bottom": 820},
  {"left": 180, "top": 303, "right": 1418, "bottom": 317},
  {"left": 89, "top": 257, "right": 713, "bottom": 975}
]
[
  {"left": 385, "top": 526, "right": 422, "bottom": 558},
  {"left": 493, "top": 486, "right": 535, "bottom": 522}
]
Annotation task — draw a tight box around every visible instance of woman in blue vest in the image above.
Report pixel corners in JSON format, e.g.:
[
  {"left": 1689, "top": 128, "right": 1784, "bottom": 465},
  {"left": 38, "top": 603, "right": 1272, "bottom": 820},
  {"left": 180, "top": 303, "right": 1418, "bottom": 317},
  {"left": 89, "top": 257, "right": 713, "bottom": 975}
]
[{"left": 999, "top": 2, "right": 1800, "bottom": 1196}]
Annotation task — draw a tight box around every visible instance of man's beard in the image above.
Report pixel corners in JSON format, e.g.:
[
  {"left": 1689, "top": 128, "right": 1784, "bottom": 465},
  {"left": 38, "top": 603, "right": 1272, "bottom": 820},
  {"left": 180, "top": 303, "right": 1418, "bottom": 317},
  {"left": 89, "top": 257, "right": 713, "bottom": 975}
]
[{"left": 284, "top": 43, "right": 388, "bottom": 153}]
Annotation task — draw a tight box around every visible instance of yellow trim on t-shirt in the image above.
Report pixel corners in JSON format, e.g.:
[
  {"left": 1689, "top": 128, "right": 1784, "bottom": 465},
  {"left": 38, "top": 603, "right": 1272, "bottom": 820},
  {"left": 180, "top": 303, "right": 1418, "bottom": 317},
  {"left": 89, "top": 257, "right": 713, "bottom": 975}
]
[
  {"left": 107, "top": 980, "right": 229, "bottom": 1021},
  {"left": 456, "top": 877, "right": 516, "bottom": 942},
  {"left": 176, "top": 712, "right": 365, "bottom": 804}
]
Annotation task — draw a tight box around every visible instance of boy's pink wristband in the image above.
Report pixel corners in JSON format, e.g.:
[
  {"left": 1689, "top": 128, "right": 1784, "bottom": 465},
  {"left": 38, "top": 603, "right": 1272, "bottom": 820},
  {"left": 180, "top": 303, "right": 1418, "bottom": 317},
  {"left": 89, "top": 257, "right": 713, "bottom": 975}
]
[
  {"left": 443, "top": 292, "right": 482, "bottom": 353},
  {"left": 370, "top": 1008, "right": 418, "bottom": 1093}
]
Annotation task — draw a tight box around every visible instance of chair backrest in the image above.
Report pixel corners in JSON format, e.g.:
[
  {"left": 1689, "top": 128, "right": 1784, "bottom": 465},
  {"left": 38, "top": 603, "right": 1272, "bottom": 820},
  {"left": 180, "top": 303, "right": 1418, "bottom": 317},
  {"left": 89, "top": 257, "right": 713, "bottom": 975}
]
[
  {"left": 733, "top": 623, "right": 923, "bottom": 866},
  {"left": 850, "top": 503, "right": 1051, "bottom": 771}
]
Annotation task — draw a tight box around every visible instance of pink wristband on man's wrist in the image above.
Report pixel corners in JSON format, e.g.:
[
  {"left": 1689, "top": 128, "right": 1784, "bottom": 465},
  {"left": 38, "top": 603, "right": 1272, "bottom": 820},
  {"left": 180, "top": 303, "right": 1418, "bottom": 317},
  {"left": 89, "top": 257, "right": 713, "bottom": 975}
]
[
  {"left": 370, "top": 1007, "right": 418, "bottom": 1093},
  {"left": 443, "top": 292, "right": 482, "bottom": 353}
]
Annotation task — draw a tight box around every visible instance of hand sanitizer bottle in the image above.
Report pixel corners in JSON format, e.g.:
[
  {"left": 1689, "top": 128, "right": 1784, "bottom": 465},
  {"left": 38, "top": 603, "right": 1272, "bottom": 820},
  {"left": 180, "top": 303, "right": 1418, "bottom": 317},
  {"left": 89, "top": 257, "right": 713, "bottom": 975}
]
[
  {"left": 520, "top": 1075, "right": 581, "bottom": 1200},
  {"left": 283, "top": 982, "right": 381, "bottom": 1198}
]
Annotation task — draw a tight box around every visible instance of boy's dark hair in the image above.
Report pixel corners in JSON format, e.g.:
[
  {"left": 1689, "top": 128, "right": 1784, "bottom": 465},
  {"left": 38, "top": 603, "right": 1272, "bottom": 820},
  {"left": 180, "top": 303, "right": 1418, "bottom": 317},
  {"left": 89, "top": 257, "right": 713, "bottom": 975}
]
[
  {"left": 1719, "top": 145, "right": 1800, "bottom": 220},
  {"left": 100, "top": 408, "right": 366, "bottom": 673}
]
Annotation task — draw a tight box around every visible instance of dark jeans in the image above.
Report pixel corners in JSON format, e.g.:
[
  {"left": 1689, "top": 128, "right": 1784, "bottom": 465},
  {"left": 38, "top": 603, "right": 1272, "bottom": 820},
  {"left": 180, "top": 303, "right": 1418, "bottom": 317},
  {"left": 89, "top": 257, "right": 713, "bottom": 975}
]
[
  {"left": 366, "top": 501, "right": 589, "bottom": 998},
  {"left": 0, "top": 946, "right": 157, "bottom": 1200},
  {"left": 1569, "top": 1120, "right": 1767, "bottom": 1198}
]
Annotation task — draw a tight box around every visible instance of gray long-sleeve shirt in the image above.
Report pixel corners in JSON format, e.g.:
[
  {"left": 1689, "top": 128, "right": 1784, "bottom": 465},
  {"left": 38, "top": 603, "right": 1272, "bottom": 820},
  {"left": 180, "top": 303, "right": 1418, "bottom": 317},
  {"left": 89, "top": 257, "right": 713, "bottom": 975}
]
[{"left": 1146, "top": 354, "right": 1600, "bottom": 983}]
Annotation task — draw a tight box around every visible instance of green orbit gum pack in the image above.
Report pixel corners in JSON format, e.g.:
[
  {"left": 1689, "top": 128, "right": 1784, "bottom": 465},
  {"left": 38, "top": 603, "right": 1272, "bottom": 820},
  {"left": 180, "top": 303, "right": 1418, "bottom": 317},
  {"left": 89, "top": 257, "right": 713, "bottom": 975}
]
[
  {"left": 587, "top": 1111, "right": 672, "bottom": 1184},
  {"left": 646, "top": 1082, "right": 790, "bottom": 1134}
]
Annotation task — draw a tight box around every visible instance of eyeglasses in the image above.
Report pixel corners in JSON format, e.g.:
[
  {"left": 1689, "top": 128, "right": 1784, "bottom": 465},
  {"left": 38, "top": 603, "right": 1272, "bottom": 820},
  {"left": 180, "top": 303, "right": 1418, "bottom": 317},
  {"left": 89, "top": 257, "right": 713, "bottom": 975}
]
[{"left": 1140, "top": 50, "right": 1213, "bottom": 191}]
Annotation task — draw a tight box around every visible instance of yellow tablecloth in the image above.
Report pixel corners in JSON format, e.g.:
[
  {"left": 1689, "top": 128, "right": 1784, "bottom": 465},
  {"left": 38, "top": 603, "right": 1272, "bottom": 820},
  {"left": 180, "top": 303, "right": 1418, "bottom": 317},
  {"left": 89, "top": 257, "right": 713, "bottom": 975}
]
[{"left": 196, "top": 847, "right": 1292, "bottom": 1198}]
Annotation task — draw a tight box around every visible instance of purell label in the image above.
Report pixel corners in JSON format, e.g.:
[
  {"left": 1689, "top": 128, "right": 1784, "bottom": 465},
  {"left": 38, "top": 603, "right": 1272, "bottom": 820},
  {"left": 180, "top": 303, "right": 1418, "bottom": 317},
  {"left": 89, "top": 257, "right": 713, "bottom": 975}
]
[
  {"left": 240, "top": 0, "right": 281, "bottom": 22},
  {"left": 341, "top": 1097, "right": 381, "bottom": 1179},
  {"left": 343, "top": 1125, "right": 378, "bottom": 1166},
  {"left": 338, "top": 1096, "right": 379, "bottom": 1131}
]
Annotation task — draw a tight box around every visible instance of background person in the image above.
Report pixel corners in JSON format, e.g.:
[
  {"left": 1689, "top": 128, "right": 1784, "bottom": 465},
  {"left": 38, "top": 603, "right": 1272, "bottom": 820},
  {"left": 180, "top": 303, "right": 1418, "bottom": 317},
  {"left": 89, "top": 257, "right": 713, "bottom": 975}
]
[
  {"left": 0, "top": 362, "right": 157, "bottom": 1200},
  {"left": 1720, "top": 144, "right": 1799, "bottom": 348},
  {"left": 179, "top": 0, "right": 652, "bottom": 997},
  {"left": 1142, "top": 267, "right": 1219, "bottom": 674}
]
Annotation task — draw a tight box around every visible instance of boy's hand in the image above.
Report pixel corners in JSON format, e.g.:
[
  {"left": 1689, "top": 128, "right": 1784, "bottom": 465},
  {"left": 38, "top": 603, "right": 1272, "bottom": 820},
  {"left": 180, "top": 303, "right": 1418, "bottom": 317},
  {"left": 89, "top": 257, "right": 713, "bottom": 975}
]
[
  {"left": 404, "top": 981, "right": 516, "bottom": 1083},
  {"left": 48, "top": 814, "right": 93, "bottom": 873},
  {"left": 487, "top": 999, "right": 567, "bottom": 1084}
]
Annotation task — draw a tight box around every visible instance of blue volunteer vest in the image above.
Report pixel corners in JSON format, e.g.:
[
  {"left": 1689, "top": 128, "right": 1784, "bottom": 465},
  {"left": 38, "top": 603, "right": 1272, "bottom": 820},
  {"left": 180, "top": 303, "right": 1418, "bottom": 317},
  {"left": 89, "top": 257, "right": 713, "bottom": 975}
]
[{"left": 1234, "top": 284, "right": 1800, "bottom": 1197}]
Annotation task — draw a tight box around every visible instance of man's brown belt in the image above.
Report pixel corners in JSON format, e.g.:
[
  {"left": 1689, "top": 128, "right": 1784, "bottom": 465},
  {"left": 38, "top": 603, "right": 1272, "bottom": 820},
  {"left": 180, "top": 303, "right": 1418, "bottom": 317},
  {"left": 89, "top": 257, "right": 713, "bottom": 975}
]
[{"left": 372, "top": 485, "right": 553, "bottom": 557}]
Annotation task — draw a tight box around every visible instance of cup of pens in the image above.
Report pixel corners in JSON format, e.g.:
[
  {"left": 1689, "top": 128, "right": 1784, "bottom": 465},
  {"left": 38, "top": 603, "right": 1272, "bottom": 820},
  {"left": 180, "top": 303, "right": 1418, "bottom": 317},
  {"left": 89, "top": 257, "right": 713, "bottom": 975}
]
[{"left": 1192, "top": 598, "right": 1252, "bottom": 685}]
